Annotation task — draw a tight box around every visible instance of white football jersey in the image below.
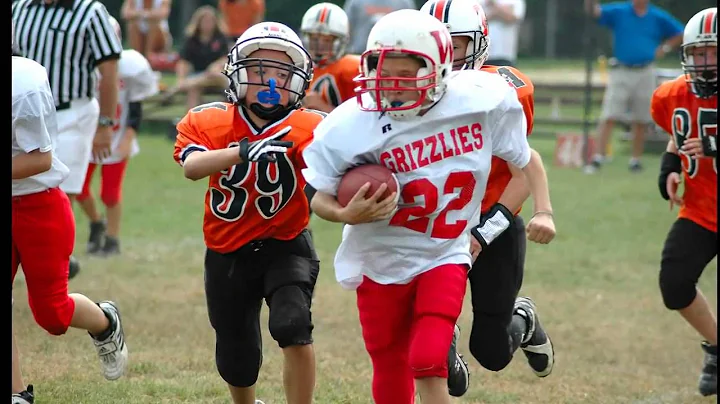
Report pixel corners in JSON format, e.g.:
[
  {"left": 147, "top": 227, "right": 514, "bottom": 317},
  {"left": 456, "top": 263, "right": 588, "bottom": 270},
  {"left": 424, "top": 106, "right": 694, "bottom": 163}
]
[
  {"left": 12, "top": 56, "right": 70, "bottom": 196},
  {"left": 94, "top": 49, "right": 159, "bottom": 164},
  {"left": 302, "top": 70, "right": 531, "bottom": 289}
]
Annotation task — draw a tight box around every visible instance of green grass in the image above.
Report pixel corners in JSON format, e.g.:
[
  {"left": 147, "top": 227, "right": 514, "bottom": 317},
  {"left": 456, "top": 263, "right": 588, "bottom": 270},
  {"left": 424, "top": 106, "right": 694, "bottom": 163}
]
[{"left": 12, "top": 132, "right": 716, "bottom": 403}]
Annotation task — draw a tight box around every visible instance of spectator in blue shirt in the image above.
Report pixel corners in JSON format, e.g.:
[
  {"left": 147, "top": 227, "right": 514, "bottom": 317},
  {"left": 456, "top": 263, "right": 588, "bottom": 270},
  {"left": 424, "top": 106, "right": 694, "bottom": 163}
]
[{"left": 584, "top": 0, "right": 684, "bottom": 174}]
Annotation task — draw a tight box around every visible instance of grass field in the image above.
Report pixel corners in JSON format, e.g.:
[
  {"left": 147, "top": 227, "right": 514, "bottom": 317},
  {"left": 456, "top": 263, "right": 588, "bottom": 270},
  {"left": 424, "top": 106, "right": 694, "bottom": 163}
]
[
  {"left": 12, "top": 127, "right": 717, "bottom": 403},
  {"left": 14, "top": 135, "right": 716, "bottom": 404}
]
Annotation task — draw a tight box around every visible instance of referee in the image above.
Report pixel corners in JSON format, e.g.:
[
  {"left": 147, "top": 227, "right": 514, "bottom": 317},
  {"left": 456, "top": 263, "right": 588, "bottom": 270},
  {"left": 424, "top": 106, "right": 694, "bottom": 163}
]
[{"left": 13, "top": 0, "right": 123, "bottom": 278}]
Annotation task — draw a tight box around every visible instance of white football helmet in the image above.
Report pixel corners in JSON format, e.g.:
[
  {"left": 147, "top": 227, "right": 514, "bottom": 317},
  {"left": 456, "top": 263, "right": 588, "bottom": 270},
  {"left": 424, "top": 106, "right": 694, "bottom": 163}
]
[
  {"left": 681, "top": 7, "right": 717, "bottom": 98},
  {"left": 300, "top": 2, "right": 349, "bottom": 66},
  {"left": 223, "top": 22, "right": 313, "bottom": 116},
  {"left": 421, "top": 0, "right": 489, "bottom": 71},
  {"left": 355, "top": 9, "right": 454, "bottom": 120}
]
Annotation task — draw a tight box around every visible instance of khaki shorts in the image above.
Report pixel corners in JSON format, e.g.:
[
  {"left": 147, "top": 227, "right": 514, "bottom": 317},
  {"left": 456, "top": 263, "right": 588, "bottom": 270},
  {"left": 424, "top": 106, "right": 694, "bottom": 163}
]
[{"left": 599, "top": 65, "right": 656, "bottom": 124}]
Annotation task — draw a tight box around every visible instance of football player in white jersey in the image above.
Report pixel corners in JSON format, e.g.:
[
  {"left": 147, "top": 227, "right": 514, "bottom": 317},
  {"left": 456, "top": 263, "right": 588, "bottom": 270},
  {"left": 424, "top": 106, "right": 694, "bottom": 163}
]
[
  {"left": 76, "top": 17, "right": 159, "bottom": 256},
  {"left": 302, "top": 9, "right": 556, "bottom": 404},
  {"left": 421, "top": 0, "right": 555, "bottom": 396},
  {"left": 12, "top": 51, "right": 128, "bottom": 403}
]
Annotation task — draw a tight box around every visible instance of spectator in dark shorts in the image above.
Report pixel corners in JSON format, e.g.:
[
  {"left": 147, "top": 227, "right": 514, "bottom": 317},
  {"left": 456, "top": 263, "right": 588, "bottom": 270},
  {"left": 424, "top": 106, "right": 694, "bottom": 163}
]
[
  {"left": 218, "top": 0, "right": 266, "bottom": 44},
  {"left": 584, "top": 0, "right": 683, "bottom": 173},
  {"left": 162, "top": 6, "right": 229, "bottom": 111}
]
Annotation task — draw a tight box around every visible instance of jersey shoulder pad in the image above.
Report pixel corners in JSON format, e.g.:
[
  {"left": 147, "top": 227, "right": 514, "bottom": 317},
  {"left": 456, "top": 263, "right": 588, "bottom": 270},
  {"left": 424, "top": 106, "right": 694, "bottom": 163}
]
[
  {"left": 450, "top": 70, "right": 514, "bottom": 110},
  {"left": 339, "top": 54, "right": 361, "bottom": 69},
  {"left": 312, "top": 96, "right": 364, "bottom": 140},
  {"left": 12, "top": 57, "right": 49, "bottom": 97},
  {"left": 339, "top": 54, "right": 361, "bottom": 78},
  {"left": 652, "top": 76, "right": 687, "bottom": 101},
  {"left": 291, "top": 108, "right": 327, "bottom": 133},
  {"left": 186, "top": 102, "right": 238, "bottom": 132}
]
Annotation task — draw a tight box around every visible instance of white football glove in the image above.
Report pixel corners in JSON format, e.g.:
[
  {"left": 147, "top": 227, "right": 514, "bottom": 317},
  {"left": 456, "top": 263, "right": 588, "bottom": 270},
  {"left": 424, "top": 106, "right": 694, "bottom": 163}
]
[{"left": 239, "top": 126, "right": 294, "bottom": 163}]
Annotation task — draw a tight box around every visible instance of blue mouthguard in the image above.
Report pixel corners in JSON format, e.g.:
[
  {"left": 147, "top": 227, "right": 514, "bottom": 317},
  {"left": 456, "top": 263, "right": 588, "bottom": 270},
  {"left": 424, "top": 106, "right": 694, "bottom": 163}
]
[{"left": 257, "top": 78, "right": 281, "bottom": 105}]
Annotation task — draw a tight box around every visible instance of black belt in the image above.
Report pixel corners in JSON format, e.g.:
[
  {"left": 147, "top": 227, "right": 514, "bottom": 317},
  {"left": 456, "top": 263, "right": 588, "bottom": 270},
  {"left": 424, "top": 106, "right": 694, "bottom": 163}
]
[{"left": 55, "top": 101, "right": 72, "bottom": 111}]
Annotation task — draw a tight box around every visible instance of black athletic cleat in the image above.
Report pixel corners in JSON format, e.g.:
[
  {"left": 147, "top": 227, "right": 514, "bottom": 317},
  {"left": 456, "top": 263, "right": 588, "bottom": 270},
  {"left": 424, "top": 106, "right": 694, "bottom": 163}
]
[
  {"left": 699, "top": 341, "right": 717, "bottom": 396},
  {"left": 87, "top": 220, "right": 106, "bottom": 255},
  {"left": 515, "top": 297, "right": 555, "bottom": 377},
  {"left": 101, "top": 236, "right": 121, "bottom": 257},
  {"left": 12, "top": 384, "right": 34, "bottom": 404},
  {"left": 447, "top": 324, "right": 470, "bottom": 397}
]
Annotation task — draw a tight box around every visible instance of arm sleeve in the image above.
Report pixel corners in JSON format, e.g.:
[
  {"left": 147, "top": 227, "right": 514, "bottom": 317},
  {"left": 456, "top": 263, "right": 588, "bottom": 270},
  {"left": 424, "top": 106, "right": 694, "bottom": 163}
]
[
  {"left": 659, "top": 10, "right": 684, "bottom": 39},
  {"left": 489, "top": 88, "right": 532, "bottom": 169},
  {"left": 650, "top": 88, "right": 671, "bottom": 136},
  {"left": 301, "top": 119, "right": 356, "bottom": 196},
  {"left": 13, "top": 88, "right": 57, "bottom": 154},
  {"left": 87, "top": 3, "right": 123, "bottom": 65},
  {"left": 597, "top": 3, "right": 621, "bottom": 27},
  {"left": 173, "top": 112, "right": 213, "bottom": 166}
]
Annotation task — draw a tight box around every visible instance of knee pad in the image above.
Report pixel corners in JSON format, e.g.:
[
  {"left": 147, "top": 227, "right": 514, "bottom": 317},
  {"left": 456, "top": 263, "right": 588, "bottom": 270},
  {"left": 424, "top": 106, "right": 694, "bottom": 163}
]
[
  {"left": 659, "top": 260, "right": 698, "bottom": 310},
  {"left": 268, "top": 285, "right": 313, "bottom": 348},
  {"left": 101, "top": 192, "right": 120, "bottom": 207},
  {"left": 468, "top": 312, "right": 513, "bottom": 372},
  {"left": 215, "top": 333, "right": 262, "bottom": 388},
  {"left": 31, "top": 298, "right": 73, "bottom": 336},
  {"left": 409, "top": 316, "right": 453, "bottom": 379}
]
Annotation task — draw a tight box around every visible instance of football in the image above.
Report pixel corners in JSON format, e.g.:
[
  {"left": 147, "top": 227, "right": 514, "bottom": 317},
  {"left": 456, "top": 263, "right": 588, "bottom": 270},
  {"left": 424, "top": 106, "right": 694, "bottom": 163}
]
[{"left": 337, "top": 164, "right": 399, "bottom": 207}]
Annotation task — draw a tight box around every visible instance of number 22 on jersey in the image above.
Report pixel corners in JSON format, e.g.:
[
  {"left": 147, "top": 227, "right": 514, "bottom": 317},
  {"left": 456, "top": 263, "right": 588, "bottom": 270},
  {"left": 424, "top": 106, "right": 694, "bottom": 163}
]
[{"left": 389, "top": 171, "right": 476, "bottom": 239}]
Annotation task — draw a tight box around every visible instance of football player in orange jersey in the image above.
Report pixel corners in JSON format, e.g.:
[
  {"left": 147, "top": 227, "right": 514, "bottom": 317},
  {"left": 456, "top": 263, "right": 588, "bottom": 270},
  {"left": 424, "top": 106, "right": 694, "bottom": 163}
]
[
  {"left": 651, "top": 7, "right": 717, "bottom": 397},
  {"left": 422, "top": 0, "right": 554, "bottom": 397},
  {"left": 300, "top": 2, "right": 361, "bottom": 113},
  {"left": 173, "top": 22, "right": 324, "bottom": 404}
]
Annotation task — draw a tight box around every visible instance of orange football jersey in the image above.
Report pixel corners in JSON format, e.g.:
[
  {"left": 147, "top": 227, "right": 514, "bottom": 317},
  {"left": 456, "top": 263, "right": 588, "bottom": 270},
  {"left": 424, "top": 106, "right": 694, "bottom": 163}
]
[
  {"left": 480, "top": 65, "right": 535, "bottom": 214},
  {"left": 307, "top": 54, "right": 361, "bottom": 108},
  {"left": 173, "top": 102, "right": 325, "bottom": 253},
  {"left": 651, "top": 76, "right": 717, "bottom": 233}
]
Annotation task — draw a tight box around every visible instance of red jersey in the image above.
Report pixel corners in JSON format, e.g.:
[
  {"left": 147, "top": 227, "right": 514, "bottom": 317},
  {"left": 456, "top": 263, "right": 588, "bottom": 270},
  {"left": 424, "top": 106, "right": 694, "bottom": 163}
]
[
  {"left": 307, "top": 54, "right": 360, "bottom": 108},
  {"left": 479, "top": 65, "right": 535, "bottom": 214},
  {"left": 173, "top": 102, "right": 325, "bottom": 253},
  {"left": 651, "top": 76, "right": 717, "bottom": 233}
]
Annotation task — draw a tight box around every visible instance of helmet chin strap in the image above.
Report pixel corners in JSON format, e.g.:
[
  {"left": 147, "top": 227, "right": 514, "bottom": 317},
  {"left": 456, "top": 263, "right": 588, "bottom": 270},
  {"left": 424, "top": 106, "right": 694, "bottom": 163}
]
[{"left": 248, "top": 78, "right": 293, "bottom": 121}]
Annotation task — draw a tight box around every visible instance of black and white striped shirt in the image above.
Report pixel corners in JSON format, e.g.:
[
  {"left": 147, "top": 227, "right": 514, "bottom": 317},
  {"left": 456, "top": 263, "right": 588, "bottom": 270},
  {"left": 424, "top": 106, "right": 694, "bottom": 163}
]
[{"left": 12, "top": 0, "right": 123, "bottom": 108}]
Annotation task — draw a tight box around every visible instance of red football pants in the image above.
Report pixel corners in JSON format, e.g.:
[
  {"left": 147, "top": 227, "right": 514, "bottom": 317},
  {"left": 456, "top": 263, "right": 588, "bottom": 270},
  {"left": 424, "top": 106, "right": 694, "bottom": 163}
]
[
  {"left": 12, "top": 188, "right": 76, "bottom": 335},
  {"left": 356, "top": 263, "right": 468, "bottom": 404},
  {"left": 77, "top": 160, "right": 128, "bottom": 206}
]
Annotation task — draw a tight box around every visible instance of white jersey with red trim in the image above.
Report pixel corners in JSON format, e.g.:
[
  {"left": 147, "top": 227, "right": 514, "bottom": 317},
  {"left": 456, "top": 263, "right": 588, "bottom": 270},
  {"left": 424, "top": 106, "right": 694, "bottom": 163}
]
[
  {"left": 93, "top": 49, "right": 159, "bottom": 164},
  {"left": 302, "top": 69, "right": 531, "bottom": 289},
  {"left": 12, "top": 56, "right": 70, "bottom": 196}
]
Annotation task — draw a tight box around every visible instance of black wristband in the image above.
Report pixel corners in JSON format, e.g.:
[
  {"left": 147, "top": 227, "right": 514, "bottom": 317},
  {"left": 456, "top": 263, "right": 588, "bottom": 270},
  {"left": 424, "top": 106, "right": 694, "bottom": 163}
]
[
  {"left": 658, "top": 152, "right": 681, "bottom": 201},
  {"left": 126, "top": 102, "right": 142, "bottom": 131},
  {"left": 471, "top": 203, "right": 514, "bottom": 249}
]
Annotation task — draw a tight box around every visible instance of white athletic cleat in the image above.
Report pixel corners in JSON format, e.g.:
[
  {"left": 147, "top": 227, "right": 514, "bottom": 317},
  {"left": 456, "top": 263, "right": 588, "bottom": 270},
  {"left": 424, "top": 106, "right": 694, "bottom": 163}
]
[{"left": 90, "top": 301, "right": 129, "bottom": 380}]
